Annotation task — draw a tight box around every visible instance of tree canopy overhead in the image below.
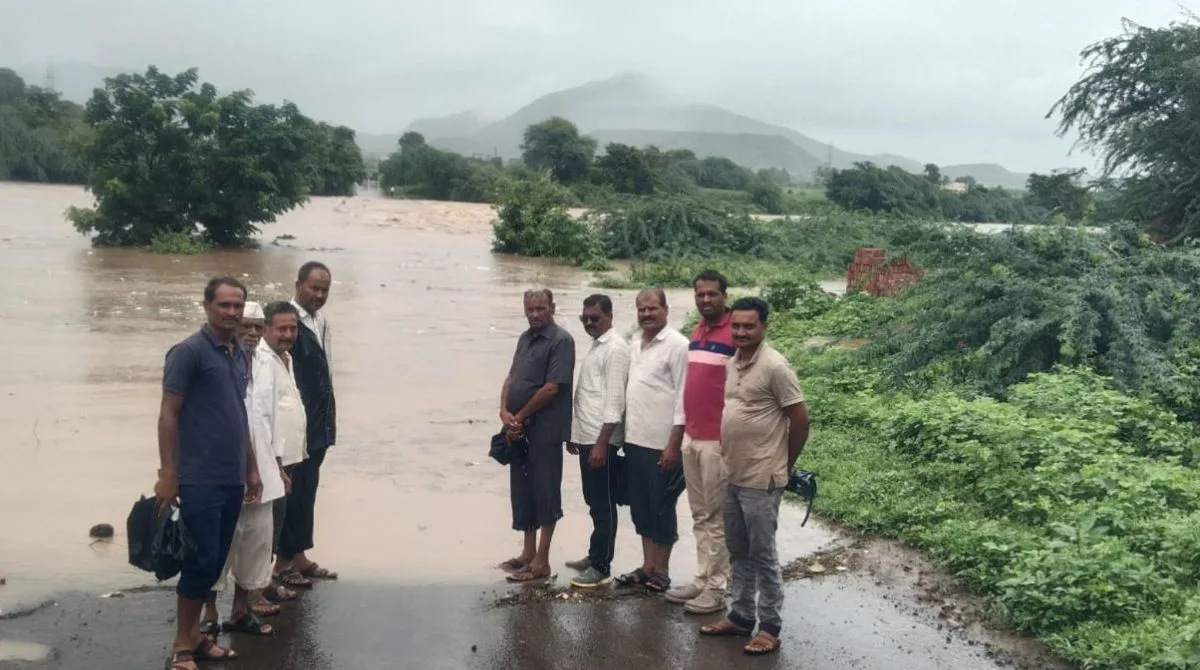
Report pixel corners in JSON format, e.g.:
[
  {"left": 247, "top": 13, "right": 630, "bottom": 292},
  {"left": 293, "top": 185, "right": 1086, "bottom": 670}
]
[
  {"left": 66, "top": 66, "right": 364, "bottom": 248},
  {"left": 1051, "top": 15, "right": 1200, "bottom": 243}
]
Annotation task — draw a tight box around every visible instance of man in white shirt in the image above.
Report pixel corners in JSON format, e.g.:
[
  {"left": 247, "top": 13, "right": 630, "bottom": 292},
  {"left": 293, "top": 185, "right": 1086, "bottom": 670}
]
[
  {"left": 565, "top": 294, "right": 631, "bottom": 589},
  {"left": 252, "top": 302, "right": 309, "bottom": 579},
  {"left": 615, "top": 288, "right": 689, "bottom": 595}
]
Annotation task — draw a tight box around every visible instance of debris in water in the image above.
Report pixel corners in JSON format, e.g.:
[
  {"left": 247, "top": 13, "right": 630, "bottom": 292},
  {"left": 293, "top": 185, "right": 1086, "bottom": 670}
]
[
  {"left": 100, "top": 592, "right": 124, "bottom": 599},
  {"left": 88, "top": 524, "right": 114, "bottom": 539},
  {"left": 465, "top": 461, "right": 481, "bottom": 467}
]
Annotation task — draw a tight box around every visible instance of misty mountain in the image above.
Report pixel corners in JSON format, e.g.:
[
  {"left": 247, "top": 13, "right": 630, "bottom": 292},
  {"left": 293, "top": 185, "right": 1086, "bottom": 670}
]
[{"left": 390, "top": 72, "right": 1029, "bottom": 188}]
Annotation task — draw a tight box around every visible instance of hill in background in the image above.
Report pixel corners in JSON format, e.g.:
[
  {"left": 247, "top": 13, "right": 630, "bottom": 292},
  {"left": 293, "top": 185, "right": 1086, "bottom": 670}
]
[{"left": 379, "top": 72, "right": 1031, "bottom": 189}]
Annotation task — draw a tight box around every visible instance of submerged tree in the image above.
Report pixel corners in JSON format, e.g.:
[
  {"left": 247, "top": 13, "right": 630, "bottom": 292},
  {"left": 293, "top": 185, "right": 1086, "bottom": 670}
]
[
  {"left": 1050, "top": 15, "right": 1200, "bottom": 243},
  {"left": 67, "top": 66, "right": 324, "bottom": 247}
]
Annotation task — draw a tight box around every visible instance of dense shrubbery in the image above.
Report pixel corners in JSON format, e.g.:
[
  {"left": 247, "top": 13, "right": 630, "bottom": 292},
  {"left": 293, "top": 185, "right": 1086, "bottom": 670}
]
[
  {"left": 748, "top": 223, "right": 1200, "bottom": 668},
  {"left": 0, "top": 68, "right": 89, "bottom": 183},
  {"left": 384, "top": 118, "right": 792, "bottom": 215},
  {"left": 824, "top": 161, "right": 1099, "bottom": 225}
]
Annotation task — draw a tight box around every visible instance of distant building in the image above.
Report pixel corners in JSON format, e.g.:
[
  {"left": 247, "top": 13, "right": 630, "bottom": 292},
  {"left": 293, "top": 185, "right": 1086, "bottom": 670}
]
[{"left": 942, "top": 181, "right": 968, "bottom": 193}]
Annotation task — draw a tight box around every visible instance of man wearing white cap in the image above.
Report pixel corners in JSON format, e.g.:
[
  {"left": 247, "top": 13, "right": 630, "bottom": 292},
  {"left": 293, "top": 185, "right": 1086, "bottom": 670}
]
[{"left": 199, "top": 302, "right": 292, "bottom": 639}]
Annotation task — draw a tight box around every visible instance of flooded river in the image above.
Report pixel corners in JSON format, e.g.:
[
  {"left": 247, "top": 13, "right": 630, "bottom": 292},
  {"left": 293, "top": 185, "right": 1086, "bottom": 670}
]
[{"left": 0, "top": 183, "right": 829, "bottom": 611}]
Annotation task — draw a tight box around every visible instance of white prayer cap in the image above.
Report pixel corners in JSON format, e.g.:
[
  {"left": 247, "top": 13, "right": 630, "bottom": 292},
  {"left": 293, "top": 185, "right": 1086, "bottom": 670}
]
[{"left": 244, "top": 301, "right": 265, "bottom": 320}]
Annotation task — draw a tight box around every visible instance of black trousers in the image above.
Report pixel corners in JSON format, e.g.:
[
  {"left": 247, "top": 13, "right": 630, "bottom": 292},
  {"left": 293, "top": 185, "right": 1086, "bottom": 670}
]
[
  {"left": 510, "top": 440, "right": 564, "bottom": 532},
  {"left": 625, "top": 443, "right": 685, "bottom": 546},
  {"left": 577, "top": 444, "right": 621, "bottom": 576},
  {"left": 272, "top": 463, "right": 299, "bottom": 554},
  {"left": 278, "top": 448, "right": 326, "bottom": 559}
]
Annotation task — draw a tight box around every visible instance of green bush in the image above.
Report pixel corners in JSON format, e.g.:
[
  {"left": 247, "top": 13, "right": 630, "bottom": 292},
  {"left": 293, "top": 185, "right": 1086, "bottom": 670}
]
[
  {"left": 491, "top": 177, "right": 598, "bottom": 263},
  {"left": 146, "top": 230, "right": 211, "bottom": 255}
]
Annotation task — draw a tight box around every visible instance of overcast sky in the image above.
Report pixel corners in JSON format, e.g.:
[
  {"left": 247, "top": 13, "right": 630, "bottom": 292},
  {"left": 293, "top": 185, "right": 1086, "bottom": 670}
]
[{"left": 0, "top": 0, "right": 1188, "bottom": 172}]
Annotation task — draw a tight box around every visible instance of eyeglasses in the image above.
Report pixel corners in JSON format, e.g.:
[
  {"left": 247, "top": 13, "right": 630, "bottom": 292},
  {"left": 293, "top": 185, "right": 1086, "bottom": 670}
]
[{"left": 579, "top": 315, "right": 601, "bottom": 324}]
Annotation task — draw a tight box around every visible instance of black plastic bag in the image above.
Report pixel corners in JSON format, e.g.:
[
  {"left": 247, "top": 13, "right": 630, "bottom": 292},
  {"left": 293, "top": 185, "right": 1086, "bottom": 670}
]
[
  {"left": 489, "top": 432, "right": 529, "bottom": 467},
  {"left": 126, "top": 495, "right": 158, "bottom": 573},
  {"left": 126, "top": 495, "right": 196, "bottom": 581}
]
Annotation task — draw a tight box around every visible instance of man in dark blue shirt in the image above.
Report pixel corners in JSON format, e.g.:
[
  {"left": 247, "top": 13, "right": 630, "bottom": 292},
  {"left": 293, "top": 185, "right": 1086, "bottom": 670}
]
[{"left": 156, "top": 277, "right": 262, "bottom": 669}]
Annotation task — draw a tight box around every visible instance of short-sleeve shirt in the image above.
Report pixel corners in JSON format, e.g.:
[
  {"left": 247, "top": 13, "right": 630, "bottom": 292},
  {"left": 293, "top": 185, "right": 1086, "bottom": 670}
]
[
  {"left": 720, "top": 344, "right": 805, "bottom": 490},
  {"left": 506, "top": 322, "right": 576, "bottom": 444},
  {"left": 626, "top": 327, "right": 690, "bottom": 451},
  {"left": 684, "top": 311, "right": 734, "bottom": 440},
  {"left": 163, "top": 326, "right": 250, "bottom": 487}
]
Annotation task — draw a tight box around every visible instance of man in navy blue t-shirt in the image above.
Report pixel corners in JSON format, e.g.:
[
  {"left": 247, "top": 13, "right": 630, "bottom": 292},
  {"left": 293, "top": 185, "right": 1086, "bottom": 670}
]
[{"left": 156, "top": 276, "right": 262, "bottom": 668}]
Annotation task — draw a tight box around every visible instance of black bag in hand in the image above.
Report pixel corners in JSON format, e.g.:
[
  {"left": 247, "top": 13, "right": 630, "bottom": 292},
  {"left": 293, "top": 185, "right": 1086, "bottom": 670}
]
[
  {"left": 126, "top": 495, "right": 196, "bottom": 581},
  {"left": 489, "top": 432, "right": 530, "bottom": 467}
]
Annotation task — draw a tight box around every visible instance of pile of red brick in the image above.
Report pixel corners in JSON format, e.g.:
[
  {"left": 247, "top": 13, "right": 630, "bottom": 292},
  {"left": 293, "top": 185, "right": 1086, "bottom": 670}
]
[{"left": 845, "top": 248, "right": 924, "bottom": 297}]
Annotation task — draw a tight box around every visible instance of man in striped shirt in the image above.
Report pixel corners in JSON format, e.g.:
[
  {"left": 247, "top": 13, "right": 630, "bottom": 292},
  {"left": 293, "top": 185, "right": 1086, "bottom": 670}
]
[{"left": 667, "top": 270, "right": 734, "bottom": 614}]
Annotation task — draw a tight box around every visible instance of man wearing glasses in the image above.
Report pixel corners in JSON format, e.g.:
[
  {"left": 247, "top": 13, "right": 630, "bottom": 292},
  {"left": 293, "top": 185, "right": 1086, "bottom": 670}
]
[{"left": 565, "top": 294, "right": 631, "bottom": 588}]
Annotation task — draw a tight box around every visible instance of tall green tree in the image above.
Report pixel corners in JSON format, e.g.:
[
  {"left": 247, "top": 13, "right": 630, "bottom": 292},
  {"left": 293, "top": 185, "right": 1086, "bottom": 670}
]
[
  {"left": 0, "top": 68, "right": 88, "bottom": 183},
  {"left": 1025, "top": 169, "right": 1092, "bottom": 221},
  {"left": 1050, "top": 16, "right": 1200, "bottom": 242},
  {"left": 67, "top": 66, "right": 321, "bottom": 247},
  {"left": 309, "top": 123, "right": 367, "bottom": 196},
  {"left": 520, "top": 117, "right": 596, "bottom": 183},
  {"left": 594, "top": 142, "right": 655, "bottom": 195}
]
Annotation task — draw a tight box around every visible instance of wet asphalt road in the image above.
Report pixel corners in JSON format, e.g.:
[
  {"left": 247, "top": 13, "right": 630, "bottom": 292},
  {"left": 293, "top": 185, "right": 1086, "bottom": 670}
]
[{"left": 0, "top": 577, "right": 1012, "bottom": 670}]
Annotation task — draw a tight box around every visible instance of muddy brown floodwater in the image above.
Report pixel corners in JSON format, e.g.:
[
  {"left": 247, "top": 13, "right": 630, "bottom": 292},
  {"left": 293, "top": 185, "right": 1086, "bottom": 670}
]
[{"left": 0, "top": 183, "right": 832, "bottom": 613}]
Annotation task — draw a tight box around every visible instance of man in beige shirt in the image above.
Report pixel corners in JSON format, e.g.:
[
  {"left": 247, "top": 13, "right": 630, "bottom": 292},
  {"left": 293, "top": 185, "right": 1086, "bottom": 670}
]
[{"left": 699, "top": 297, "right": 809, "bottom": 656}]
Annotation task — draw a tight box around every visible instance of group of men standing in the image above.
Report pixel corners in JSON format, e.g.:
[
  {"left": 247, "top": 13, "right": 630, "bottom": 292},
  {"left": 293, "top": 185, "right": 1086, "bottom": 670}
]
[
  {"left": 498, "top": 271, "right": 810, "bottom": 656},
  {"left": 156, "top": 262, "right": 339, "bottom": 670}
]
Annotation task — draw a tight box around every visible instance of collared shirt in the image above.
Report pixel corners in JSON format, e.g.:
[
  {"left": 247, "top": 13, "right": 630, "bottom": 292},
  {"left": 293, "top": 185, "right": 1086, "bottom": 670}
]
[
  {"left": 684, "top": 310, "right": 734, "bottom": 440},
  {"left": 720, "top": 344, "right": 806, "bottom": 490},
  {"left": 290, "top": 299, "right": 331, "bottom": 364},
  {"left": 625, "top": 326, "right": 689, "bottom": 451},
  {"left": 571, "top": 328, "right": 631, "bottom": 445},
  {"left": 506, "top": 322, "right": 576, "bottom": 444},
  {"left": 252, "top": 339, "right": 308, "bottom": 488},
  {"left": 162, "top": 326, "right": 249, "bottom": 487}
]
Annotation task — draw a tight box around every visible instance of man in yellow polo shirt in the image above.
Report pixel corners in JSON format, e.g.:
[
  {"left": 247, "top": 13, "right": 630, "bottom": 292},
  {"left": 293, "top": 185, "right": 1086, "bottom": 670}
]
[{"left": 699, "top": 296, "right": 809, "bottom": 656}]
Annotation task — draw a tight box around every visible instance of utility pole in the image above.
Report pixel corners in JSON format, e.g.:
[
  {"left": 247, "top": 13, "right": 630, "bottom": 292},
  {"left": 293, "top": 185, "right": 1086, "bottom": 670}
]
[{"left": 44, "top": 62, "right": 56, "bottom": 93}]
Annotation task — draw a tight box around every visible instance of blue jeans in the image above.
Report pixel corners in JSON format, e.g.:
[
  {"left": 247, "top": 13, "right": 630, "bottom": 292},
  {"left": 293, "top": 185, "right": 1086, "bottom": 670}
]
[{"left": 177, "top": 484, "right": 243, "bottom": 600}]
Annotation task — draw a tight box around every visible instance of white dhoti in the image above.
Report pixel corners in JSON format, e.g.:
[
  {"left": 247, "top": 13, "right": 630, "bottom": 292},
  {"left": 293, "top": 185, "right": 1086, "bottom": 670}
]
[{"left": 213, "top": 501, "right": 275, "bottom": 592}]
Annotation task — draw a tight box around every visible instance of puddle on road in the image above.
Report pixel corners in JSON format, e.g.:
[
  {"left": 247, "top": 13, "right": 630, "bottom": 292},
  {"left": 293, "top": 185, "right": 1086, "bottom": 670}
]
[{"left": 0, "top": 640, "right": 51, "bottom": 662}]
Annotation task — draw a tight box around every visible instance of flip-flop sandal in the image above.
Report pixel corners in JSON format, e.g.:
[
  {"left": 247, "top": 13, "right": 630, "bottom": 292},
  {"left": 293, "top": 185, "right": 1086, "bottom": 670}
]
[
  {"left": 700, "top": 619, "right": 752, "bottom": 637},
  {"left": 250, "top": 601, "right": 282, "bottom": 617},
  {"left": 262, "top": 584, "right": 298, "bottom": 603},
  {"left": 192, "top": 637, "right": 239, "bottom": 661},
  {"left": 645, "top": 572, "right": 672, "bottom": 593},
  {"left": 297, "top": 562, "right": 338, "bottom": 580},
  {"left": 615, "top": 568, "right": 649, "bottom": 587},
  {"left": 744, "top": 632, "right": 781, "bottom": 655},
  {"left": 506, "top": 569, "right": 552, "bottom": 583},
  {"left": 222, "top": 612, "right": 275, "bottom": 636},
  {"left": 276, "top": 570, "right": 313, "bottom": 589},
  {"left": 499, "top": 558, "right": 528, "bottom": 572},
  {"left": 166, "top": 650, "right": 198, "bottom": 670}
]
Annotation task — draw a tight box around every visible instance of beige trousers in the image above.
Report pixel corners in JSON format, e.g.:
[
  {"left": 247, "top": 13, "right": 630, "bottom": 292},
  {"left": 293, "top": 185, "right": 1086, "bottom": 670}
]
[
  {"left": 682, "top": 436, "right": 730, "bottom": 593},
  {"left": 213, "top": 501, "right": 275, "bottom": 592}
]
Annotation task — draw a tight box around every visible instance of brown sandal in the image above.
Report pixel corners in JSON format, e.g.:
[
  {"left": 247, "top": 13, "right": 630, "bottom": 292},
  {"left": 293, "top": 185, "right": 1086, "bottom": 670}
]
[
  {"left": 192, "top": 637, "right": 239, "bottom": 661},
  {"left": 276, "top": 570, "right": 313, "bottom": 588},
  {"left": 700, "top": 619, "right": 752, "bottom": 637},
  {"left": 744, "top": 631, "right": 781, "bottom": 655},
  {"left": 250, "top": 601, "right": 282, "bottom": 617},
  {"left": 296, "top": 562, "right": 338, "bottom": 580},
  {"left": 166, "top": 650, "right": 198, "bottom": 670}
]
